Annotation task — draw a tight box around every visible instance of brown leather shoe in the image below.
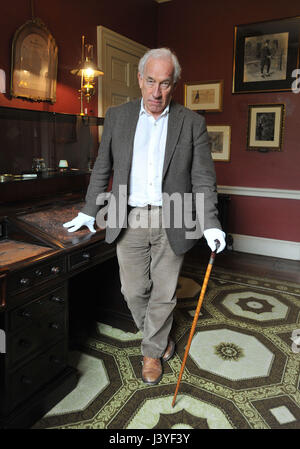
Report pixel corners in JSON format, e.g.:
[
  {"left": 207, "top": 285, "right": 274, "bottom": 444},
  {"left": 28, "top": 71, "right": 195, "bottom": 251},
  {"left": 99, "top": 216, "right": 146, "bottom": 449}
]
[
  {"left": 142, "top": 356, "right": 163, "bottom": 385},
  {"left": 161, "top": 338, "right": 175, "bottom": 362}
]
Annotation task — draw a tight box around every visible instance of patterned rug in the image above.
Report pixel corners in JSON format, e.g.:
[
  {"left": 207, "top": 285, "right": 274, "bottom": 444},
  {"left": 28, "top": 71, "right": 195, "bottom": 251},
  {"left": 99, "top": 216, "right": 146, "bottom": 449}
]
[{"left": 32, "top": 261, "right": 300, "bottom": 429}]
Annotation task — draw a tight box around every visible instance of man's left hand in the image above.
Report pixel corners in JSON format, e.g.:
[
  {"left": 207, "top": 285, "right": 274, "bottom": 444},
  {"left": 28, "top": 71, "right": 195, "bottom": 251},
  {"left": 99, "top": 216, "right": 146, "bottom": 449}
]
[{"left": 203, "top": 228, "right": 226, "bottom": 253}]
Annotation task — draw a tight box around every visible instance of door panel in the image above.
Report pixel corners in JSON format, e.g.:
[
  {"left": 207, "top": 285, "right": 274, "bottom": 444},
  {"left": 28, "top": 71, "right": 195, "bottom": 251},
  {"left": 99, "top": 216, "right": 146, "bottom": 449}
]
[{"left": 97, "top": 26, "right": 148, "bottom": 117}]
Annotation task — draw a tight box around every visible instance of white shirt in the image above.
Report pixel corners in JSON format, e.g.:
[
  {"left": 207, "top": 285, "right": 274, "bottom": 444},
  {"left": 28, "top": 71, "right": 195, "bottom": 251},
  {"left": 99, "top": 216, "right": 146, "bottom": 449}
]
[{"left": 128, "top": 100, "right": 169, "bottom": 207}]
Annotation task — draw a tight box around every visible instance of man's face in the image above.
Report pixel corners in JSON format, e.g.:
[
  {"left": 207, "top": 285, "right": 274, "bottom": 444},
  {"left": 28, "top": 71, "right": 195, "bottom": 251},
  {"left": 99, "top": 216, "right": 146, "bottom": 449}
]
[{"left": 138, "top": 57, "right": 175, "bottom": 119}]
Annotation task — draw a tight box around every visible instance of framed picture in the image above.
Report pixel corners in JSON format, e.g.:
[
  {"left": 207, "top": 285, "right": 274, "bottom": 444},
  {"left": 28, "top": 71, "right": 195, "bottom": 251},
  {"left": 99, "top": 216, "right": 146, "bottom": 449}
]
[
  {"left": 232, "top": 16, "right": 300, "bottom": 93},
  {"left": 11, "top": 18, "right": 58, "bottom": 103},
  {"left": 184, "top": 80, "right": 223, "bottom": 112},
  {"left": 207, "top": 125, "right": 231, "bottom": 161},
  {"left": 247, "top": 104, "right": 285, "bottom": 151}
]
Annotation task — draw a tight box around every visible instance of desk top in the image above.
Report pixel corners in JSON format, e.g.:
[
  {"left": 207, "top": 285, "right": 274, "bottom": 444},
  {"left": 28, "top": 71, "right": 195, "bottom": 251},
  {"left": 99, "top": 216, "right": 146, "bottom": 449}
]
[
  {"left": 18, "top": 201, "right": 95, "bottom": 246},
  {"left": 0, "top": 194, "right": 107, "bottom": 274},
  {"left": 0, "top": 239, "right": 52, "bottom": 268}
]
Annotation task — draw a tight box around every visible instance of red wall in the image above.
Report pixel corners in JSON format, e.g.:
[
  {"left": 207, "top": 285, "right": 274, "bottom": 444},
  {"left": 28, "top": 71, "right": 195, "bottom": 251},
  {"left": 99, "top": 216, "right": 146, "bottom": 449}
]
[
  {"left": 1, "top": 0, "right": 300, "bottom": 244},
  {"left": 0, "top": 0, "right": 157, "bottom": 115},
  {"left": 158, "top": 0, "right": 300, "bottom": 243}
]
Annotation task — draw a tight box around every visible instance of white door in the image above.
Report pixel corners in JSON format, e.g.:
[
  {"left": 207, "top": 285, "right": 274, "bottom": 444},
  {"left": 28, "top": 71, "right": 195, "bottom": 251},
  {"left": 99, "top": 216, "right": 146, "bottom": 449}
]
[{"left": 97, "top": 26, "right": 149, "bottom": 117}]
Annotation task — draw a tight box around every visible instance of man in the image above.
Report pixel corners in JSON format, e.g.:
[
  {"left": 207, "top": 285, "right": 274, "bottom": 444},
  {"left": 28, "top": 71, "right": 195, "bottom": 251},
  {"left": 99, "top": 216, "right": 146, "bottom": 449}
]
[
  {"left": 64, "top": 48, "right": 226, "bottom": 385},
  {"left": 260, "top": 40, "right": 272, "bottom": 77}
]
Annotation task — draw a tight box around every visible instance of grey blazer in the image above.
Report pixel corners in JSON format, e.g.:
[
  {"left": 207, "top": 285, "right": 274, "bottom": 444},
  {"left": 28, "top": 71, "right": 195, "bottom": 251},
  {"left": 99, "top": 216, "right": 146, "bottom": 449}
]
[{"left": 81, "top": 99, "right": 221, "bottom": 255}]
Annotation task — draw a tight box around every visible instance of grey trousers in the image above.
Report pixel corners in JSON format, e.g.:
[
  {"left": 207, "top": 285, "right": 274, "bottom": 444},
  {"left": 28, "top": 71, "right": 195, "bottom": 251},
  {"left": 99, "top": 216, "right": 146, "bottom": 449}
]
[{"left": 116, "top": 206, "right": 184, "bottom": 358}]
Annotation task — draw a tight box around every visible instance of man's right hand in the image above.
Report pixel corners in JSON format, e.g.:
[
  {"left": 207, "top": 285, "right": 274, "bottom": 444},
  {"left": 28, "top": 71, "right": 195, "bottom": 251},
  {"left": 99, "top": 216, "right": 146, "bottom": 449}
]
[{"left": 63, "top": 212, "right": 96, "bottom": 233}]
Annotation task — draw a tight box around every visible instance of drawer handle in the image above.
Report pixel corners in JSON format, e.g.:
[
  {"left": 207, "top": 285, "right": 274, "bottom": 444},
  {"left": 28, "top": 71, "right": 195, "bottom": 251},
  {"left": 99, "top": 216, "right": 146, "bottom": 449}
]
[
  {"left": 20, "top": 310, "right": 32, "bottom": 319},
  {"left": 51, "top": 266, "right": 61, "bottom": 275},
  {"left": 49, "top": 322, "right": 60, "bottom": 330},
  {"left": 82, "top": 252, "right": 91, "bottom": 260},
  {"left": 20, "top": 277, "right": 30, "bottom": 286},
  {"left": 19, "top": 339, "right": 31, "bottom": 348},
  {"left": 50, "top": 296, "right": 65, "bottom": 304},
  {"left": 0, "top": 272, "right": 7, "bottom": 309},
  {"left": 50, "top": 355, "right": 63, "bottom": 365},
  {"left": 35, "top": 269, "right": 43, "bottom": 277},
  {"left": 21, "top": 376, "right": 32, "bottom": 385}
]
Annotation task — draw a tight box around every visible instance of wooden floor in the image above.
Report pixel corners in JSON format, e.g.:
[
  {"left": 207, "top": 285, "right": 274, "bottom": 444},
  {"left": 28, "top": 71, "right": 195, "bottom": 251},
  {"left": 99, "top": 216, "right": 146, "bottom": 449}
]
[{"left": 185, "top": 246, "right": 300, "bottom": 284}]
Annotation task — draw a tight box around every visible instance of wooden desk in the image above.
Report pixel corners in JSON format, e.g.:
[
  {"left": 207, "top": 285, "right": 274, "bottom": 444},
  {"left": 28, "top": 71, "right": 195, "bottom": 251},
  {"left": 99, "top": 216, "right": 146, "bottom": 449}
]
[{"left": 0, "top": 195, "right": 115, "bottom": 429}]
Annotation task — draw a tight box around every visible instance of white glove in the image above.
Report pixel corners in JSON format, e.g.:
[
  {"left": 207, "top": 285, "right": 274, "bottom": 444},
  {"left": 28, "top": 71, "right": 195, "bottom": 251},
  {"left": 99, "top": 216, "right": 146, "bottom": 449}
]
[
  {"left": 203, "top": 228, "right": 226, "bottom": 253},
  {"left": 63, "top": 212, "right": 96, "bottom": 233}
]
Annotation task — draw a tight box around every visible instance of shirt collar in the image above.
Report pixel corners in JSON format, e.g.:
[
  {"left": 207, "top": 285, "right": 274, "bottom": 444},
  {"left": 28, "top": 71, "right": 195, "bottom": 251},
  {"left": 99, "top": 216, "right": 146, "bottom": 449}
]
[{"left": 140, "top": 99, "right": 170, "bottom": 119}]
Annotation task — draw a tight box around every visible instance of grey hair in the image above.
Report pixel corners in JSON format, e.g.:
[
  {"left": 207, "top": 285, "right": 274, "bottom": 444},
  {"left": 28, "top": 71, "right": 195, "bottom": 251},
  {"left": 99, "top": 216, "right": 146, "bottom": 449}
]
[{"left": 138, "top": 48, "right": 181, "bottom": 83}]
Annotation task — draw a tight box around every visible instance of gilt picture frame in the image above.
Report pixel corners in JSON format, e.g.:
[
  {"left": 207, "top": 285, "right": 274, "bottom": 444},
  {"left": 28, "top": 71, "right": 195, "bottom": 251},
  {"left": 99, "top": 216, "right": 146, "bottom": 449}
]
[
  {"left": 11, "top": 18, "right": 58, "bottom": 103},
  {"left": 247, "top": 104, "right": 285, "bottom": 151},
  {"left": 184, "top": 80, "right": 223, "bottom": 112},
  {"left": 207, "top": 125, "right": 231, "bottom": 161},
  {"left": 232, "top": 16, "right": 300, "bottom": 93}
]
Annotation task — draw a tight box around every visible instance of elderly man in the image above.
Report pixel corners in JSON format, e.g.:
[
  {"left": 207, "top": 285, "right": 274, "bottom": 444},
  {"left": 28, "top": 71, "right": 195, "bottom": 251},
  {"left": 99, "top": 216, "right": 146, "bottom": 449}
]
[{"left": 64, "top": 48, "right": 225, "bottom": 385}]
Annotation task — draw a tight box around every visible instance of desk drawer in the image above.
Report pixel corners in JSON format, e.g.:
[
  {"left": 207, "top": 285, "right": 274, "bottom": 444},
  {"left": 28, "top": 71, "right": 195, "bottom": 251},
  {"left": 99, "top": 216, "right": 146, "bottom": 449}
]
[
  {"left": 7, "top": 256, "right": 66, "bottom": 296},
  {"left": 10, "top": 339, "right": 67, "bottom": 411},
  {"left": 9, "top": 310, "right": 67, "bottom": 368},
  {"left": 9, "top": 285, "right": 67, "bottom": 332},
  {"left": 68, "top": 241, "right": 113, "bottom": 271}
]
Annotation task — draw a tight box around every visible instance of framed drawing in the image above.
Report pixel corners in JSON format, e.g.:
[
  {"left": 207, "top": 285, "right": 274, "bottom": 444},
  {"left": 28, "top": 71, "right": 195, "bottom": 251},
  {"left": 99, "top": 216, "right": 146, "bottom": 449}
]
[
  {"left": 247, "top": 104, "right": 285, "bottom": 151},
  {"left": 11, "top": 18, "right": 58, "bottom": 103},
  {"left": 232, "top": 16, "right": 300, "bottom": 93},
  {"left": 184, "top": 80, "right": 223, "bottom": 112},
  {"left": 207, "top": 125, "right": 231, "bottom": 161}
]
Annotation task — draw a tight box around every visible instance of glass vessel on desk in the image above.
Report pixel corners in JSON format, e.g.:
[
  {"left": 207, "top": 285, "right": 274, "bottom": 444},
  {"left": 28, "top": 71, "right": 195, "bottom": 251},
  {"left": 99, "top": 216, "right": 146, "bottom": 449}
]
[{"left": 32, "top": 158, "right": 46, "bottom": 173}]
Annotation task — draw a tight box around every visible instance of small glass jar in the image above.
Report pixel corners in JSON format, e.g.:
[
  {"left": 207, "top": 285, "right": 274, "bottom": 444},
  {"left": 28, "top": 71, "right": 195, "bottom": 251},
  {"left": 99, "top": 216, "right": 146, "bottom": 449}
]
[{"left": 32, "top": 158, "right": 46, "bottom": 172}]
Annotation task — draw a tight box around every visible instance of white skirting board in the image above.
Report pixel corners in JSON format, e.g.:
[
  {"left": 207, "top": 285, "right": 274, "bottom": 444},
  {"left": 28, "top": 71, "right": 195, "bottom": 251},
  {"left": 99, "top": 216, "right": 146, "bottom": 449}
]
[{"left": 230, "top": 233, "right": 300, "bottom": 260}]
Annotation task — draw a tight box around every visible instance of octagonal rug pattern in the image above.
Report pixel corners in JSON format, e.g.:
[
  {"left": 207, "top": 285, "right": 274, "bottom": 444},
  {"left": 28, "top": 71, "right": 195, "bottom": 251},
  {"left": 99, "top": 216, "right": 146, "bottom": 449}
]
[{"left": 32, "top": 264, "right": 300, "bottom": 429}]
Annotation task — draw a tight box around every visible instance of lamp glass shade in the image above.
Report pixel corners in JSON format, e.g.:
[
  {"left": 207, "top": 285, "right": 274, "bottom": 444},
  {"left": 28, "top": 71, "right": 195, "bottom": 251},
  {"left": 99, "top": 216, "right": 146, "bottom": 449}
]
[{"left": 70, "top": 60, "right": 104, "bottom": 77}]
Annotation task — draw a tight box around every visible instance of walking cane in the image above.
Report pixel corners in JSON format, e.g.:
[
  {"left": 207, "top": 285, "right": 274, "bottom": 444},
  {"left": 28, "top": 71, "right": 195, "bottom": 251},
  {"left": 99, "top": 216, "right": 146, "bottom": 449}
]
[{"left": 171, "top": 239, "right": 220, "bottom": 408}]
